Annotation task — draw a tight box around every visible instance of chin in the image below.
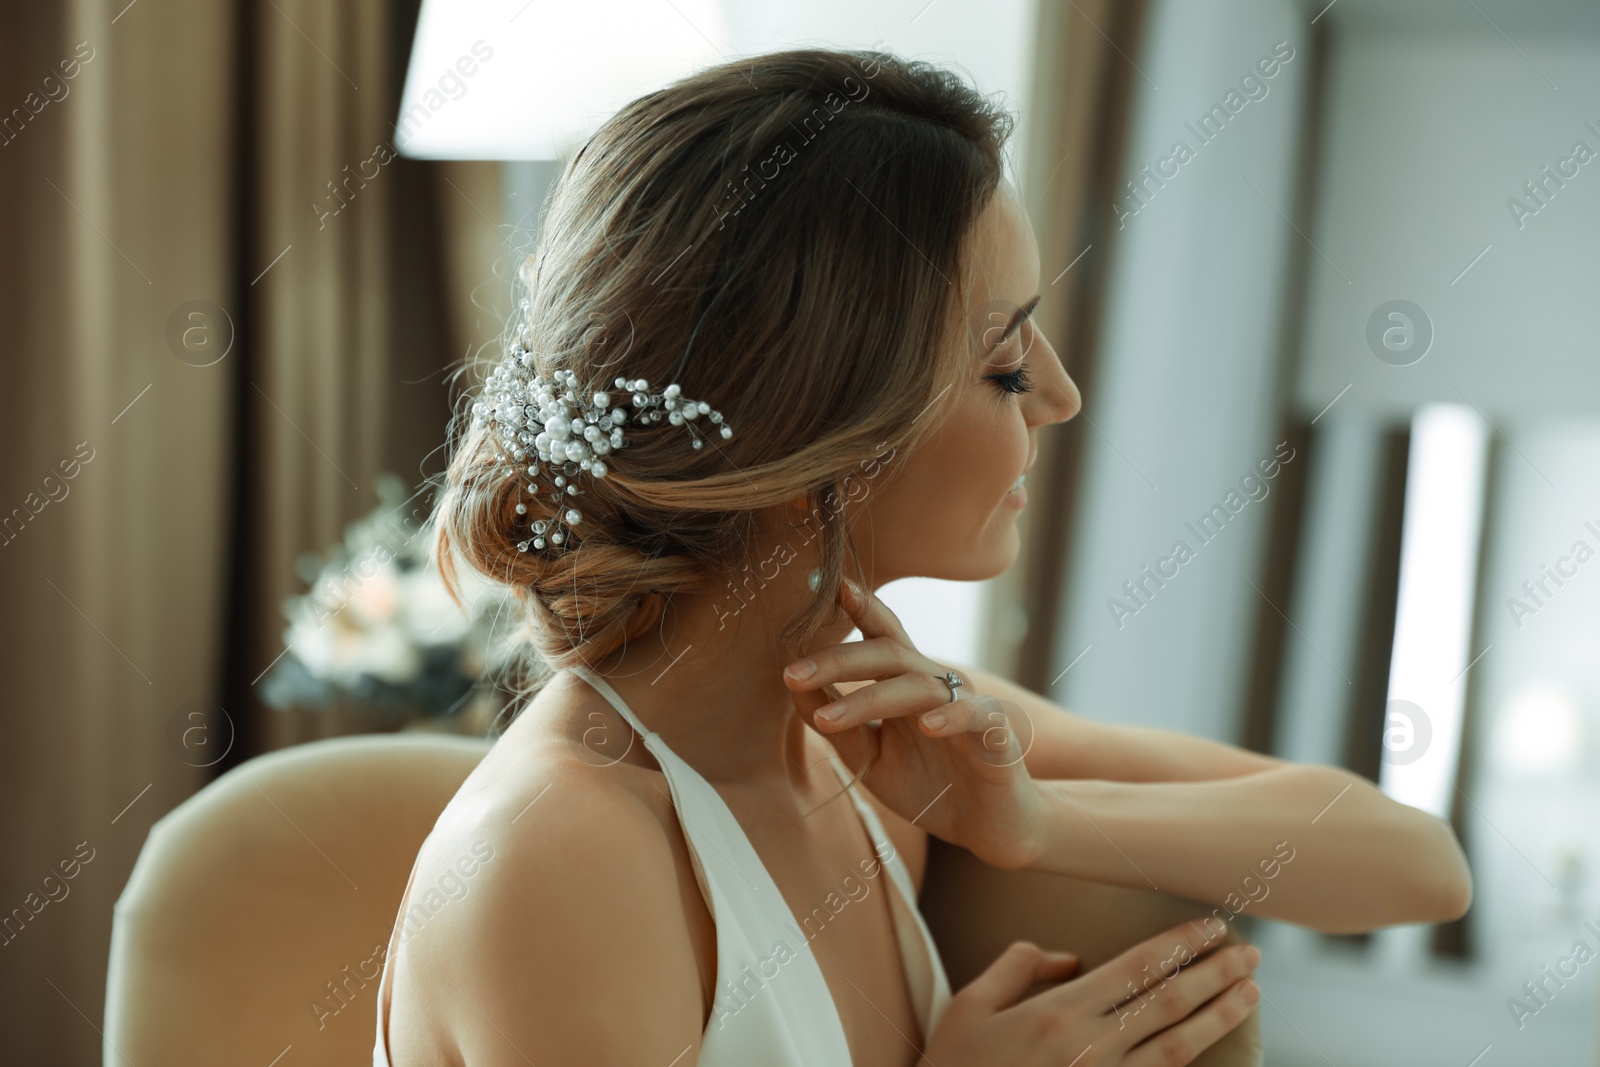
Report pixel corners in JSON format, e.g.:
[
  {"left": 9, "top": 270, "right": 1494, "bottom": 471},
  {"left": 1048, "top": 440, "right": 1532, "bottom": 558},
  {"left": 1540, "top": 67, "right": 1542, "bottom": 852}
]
[{"left": 927, "top": 529, "right": 1023, "bottom": 583}]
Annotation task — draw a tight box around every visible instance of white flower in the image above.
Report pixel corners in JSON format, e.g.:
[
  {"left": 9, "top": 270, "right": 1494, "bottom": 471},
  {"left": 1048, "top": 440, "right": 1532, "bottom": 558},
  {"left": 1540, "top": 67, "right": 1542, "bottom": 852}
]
[
  {"left": 399, "top": 566, "right": 471, "bottom": 645},
  {"left": 345, "top": 562, "right": 401, "bottom": 627},
  {"left": 358, "top": 624, "right": 422, "bottom": 684},
  {"left": 283, "top": 607, "right": 419, "bottom": 687}
]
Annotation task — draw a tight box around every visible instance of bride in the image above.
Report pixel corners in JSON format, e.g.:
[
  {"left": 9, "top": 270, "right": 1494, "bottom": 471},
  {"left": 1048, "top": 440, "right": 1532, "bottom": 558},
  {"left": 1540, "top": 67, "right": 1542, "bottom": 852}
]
[{"left": 373, "top": 46, "right": 1472, "bottom": 1067}]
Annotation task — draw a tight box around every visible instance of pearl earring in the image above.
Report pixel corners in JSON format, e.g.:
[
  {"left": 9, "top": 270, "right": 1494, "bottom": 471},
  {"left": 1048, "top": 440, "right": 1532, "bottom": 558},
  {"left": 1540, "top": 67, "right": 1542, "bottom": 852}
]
[{"left": 807, "top": 567, "right": 821, "bottom": 592}]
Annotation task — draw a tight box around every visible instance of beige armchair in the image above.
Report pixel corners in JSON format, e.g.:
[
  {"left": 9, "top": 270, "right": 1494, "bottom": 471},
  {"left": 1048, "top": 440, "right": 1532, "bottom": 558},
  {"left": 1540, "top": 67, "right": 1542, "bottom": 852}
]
[
  {"left": 104, "top": 734, "right": 492, "bottom": 1066},
  {"left": 105, "top": 734, "right": 1260, "bottom": 1066},
  {"left": 921, "top": 839, "right": 1263, "bottom": 1065}
]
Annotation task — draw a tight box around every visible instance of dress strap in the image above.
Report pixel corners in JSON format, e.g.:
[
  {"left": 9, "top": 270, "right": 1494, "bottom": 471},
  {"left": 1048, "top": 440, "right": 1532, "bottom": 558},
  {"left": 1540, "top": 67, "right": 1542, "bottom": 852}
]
[
  {"left": 568, "top": 664, "right": 657, "bottom": 741},
  {"left": 566, "top": 664, "right": 722, "bottom": 916},
  {"left": 824, "top": 753, "right": 953, "bottom": 1044},
  {"left": 566, "top": 663, "right": 859, "bottom": 1063},
  {"left": 565, "top": 664, "right": 950, "bottom": 1049}
]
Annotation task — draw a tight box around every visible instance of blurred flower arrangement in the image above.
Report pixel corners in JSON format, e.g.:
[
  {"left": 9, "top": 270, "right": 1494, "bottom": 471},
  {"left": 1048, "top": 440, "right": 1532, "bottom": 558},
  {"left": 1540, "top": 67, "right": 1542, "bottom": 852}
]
[{"left": 260, "top": 472, "right": 522, "bottom": 732}]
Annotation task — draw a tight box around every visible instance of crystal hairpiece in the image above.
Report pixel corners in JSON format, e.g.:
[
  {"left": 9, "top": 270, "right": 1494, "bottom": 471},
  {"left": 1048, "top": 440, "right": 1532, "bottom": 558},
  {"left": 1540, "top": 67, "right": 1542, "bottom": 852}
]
[{"left": 469, "top": 341, "right": 733, "bottom": 553}]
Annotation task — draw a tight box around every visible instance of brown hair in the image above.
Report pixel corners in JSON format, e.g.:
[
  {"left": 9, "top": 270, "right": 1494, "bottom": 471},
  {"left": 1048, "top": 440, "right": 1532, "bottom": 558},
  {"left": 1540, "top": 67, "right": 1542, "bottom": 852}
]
[{"left": 432, "top": 46, "right": 1015, "bottom": 695}]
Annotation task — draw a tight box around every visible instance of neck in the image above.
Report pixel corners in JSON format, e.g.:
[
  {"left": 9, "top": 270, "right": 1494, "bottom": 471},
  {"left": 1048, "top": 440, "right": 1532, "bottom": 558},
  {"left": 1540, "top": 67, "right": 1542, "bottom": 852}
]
[{"left": 575, "top": 556, "right": 864, "bottom": 791}]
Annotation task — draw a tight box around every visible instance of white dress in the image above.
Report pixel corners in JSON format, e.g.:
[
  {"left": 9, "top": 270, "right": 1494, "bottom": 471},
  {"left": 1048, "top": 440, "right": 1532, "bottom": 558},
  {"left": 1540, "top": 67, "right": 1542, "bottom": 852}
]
[{"left": 372, "top": 663, "right": 953, "bottom": 1066}]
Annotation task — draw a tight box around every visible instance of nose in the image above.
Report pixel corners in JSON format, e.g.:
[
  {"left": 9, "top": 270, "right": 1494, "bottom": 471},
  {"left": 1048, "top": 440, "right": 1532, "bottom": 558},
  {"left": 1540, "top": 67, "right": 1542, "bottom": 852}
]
[
  {"left": 1026, "top": 331, "right": 1081, "bottom": 426},
  {"left": 1054, "top": 369, "right": 1082, "bottom": 423}
]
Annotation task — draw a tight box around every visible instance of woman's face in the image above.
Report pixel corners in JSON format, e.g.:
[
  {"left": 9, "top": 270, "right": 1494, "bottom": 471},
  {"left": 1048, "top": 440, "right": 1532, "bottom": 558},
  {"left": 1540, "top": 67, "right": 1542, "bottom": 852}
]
[{"left": 857, "top": 178, "right": 1081, "bottom": 584}]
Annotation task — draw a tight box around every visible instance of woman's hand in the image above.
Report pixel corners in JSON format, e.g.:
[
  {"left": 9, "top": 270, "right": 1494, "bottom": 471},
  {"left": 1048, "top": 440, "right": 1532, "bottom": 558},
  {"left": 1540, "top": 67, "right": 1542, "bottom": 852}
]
[
  {"left": 926, "top": 922, "right": 1261, "bottom": 1067},
  {"left": 782, "top": 579, "right": 1046, "bottom": 870}
]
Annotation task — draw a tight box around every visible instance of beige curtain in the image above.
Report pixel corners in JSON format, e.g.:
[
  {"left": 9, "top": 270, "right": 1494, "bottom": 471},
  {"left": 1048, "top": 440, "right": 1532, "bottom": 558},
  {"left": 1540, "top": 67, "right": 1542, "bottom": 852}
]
[
  {"left": 243, "top": 0, "right": 483, "bottom": 753},
  {"left": 0, "top": 4, "right": 236, "bottom": 1061},
  {"left": 981, "top": 0, "right": 1149, "bottom": 690},
  {"left": 0, "top": 0, "right": 492, "bottom": 1060}
]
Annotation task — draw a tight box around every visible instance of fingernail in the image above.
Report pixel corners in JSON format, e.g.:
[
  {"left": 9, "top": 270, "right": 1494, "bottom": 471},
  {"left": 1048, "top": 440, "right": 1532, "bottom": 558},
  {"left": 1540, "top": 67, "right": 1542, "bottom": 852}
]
[
  {"left": 1243, "top": 945, "right": 1261, "bottom": 968},
  {"left": 785, "top": 659, "right": 816, "bottom": 681},
  {"left": 1240, "top": 981, "right": 1259, "bottom": 1003},
  {"left": 922, "top": 710, "right": 946, "bottom": 730},
  {"left": 815, "top": 703, "right": 845, "bottom": 722}
]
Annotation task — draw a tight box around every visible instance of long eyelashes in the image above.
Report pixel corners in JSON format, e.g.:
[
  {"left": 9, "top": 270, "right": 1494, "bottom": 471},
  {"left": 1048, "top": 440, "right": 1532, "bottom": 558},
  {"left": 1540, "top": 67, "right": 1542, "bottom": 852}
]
[{"left": 988, "top": 362, "right": 1034, "bottom": 395}]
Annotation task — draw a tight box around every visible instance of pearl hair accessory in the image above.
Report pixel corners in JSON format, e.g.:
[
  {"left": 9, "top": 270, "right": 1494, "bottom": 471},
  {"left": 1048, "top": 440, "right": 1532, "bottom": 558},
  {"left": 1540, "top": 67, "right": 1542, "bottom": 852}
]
[{"left": 469, "top": 341, "right": 733, "bottom": 553}]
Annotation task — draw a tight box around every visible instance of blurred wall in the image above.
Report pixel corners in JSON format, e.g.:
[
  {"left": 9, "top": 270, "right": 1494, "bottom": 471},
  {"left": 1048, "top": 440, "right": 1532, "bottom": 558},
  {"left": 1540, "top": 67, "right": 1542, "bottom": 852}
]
[
  {"left": 1048, "top": 0, "right": 1310, "bottom": 741},
  {"left": 1251, "top": 16, "right": 1600, "bottom": 1067},
  {"left": 1295, "top": 32, "right": 1600, "bottom": 424}
]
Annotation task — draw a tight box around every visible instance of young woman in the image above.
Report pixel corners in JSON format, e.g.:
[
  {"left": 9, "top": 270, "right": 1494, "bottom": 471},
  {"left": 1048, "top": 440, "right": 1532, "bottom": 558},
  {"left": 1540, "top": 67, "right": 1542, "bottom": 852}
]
[{"left": 373, "top": 47, "right": 1471, "bottom": 1067}]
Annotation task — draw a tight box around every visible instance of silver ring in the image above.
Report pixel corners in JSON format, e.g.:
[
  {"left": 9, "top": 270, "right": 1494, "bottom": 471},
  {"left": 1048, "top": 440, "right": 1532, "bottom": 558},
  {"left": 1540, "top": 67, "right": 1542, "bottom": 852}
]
[{"left": 937, "top": 670, "right": 964, "bottom": 703}]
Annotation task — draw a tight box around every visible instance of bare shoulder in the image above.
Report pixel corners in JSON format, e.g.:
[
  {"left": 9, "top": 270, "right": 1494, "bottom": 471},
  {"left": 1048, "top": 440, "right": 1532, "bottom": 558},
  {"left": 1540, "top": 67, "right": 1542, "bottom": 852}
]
[{"left": 385, "top": 692, "right": 705, "bottom": 1066}]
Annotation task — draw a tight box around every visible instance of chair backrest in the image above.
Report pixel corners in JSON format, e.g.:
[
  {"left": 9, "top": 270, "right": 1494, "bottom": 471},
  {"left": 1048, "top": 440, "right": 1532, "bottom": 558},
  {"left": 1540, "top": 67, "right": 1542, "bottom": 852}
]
[
  {"left": 921, "top": 837, "right": 1264, "bottom": 1066},
  {"left": 104, "top": 733, "right": 492, "bottom": 1067}
]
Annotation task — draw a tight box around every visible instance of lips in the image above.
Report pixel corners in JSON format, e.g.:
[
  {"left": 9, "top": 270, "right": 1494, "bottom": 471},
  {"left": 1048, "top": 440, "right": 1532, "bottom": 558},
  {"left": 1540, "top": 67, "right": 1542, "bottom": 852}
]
[{"left": 1011, "top": 452, "right": 1036, "bottom": 492}]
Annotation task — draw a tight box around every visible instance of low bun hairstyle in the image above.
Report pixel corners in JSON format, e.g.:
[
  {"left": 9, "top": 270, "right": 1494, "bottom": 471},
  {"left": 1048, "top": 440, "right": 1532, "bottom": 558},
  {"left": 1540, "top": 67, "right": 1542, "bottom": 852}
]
[{"left": 432, "top": 46, "right": 1016, "bottom": 688}]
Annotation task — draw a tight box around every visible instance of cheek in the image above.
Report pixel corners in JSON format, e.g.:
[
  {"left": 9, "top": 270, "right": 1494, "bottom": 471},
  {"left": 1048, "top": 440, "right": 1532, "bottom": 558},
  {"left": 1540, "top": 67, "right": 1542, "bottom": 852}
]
[
  {"left": 925, "top": 391, "right": 1028, "bottom": 506},
  {"left": 968, "top": 396, "right": 1029, "bottom": 491},
  {"left": 857, "top": 388, "right": 1028, "bottom": 549}
]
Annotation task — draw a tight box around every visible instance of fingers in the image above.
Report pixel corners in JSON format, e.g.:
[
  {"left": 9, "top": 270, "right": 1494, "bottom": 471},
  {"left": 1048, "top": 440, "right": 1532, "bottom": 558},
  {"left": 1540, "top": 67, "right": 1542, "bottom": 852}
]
[
  {"left": 1123, "top": 977, "right": 1260, "bottom": 1067},
  {"left": 957, "top": 941, "right": 1082, "bottom": 1015},
  {"left": 1080, "top": 919, "right": 1232, "bottom": 1006},
  {"left": 788, "top": 581, "right": 999, "bottom": 735},
  {"left": 808, "top": 672, "right": 983, "bottom": 734},
  {"left": 1104, "top": 940, "right": 1260, "bottom": 1044},
  {"left": 783, "top": 636, "right": 909, "bottom": 694}
]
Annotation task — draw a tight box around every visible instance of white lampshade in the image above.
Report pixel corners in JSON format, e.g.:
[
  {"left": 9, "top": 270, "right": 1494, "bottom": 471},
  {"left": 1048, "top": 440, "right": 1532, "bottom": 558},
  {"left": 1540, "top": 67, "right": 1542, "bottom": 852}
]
[
  {"left": 394, "top": 0, "right": 729, "bottom": 160},
  {"left": 395, "top": 0, "right": 1038, "bottom": 161}
]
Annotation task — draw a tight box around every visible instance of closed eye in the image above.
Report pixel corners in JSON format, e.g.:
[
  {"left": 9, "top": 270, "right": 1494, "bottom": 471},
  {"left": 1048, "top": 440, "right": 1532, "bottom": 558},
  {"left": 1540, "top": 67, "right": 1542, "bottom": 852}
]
[
  {"left": 988, "top": 362, "right": 1033, "bottom": 395},
  {"left": 983, "top": 295, "right": 1040, "bottom": 396}
]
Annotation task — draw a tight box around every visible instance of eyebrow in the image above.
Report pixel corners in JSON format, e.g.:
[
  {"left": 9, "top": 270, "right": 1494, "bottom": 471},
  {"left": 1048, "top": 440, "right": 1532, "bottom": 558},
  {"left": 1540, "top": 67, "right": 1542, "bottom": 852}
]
[{"left": 991, "top": 294, "right": 1042, "bottom": 350}]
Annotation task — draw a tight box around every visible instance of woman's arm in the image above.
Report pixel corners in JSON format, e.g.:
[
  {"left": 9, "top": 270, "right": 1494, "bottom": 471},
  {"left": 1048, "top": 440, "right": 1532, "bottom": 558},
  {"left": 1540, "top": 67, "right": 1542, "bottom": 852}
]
[
  {"left": 945, "top": 662, "right": 1282, "bottom": 782},
  {"left": 946, "top": 663, "right": 1473, "bottom": 933},
  {"left": 1023, "top": 766, "right": 1470, "bottom": 932}
]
